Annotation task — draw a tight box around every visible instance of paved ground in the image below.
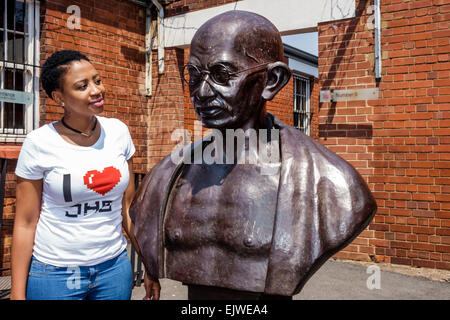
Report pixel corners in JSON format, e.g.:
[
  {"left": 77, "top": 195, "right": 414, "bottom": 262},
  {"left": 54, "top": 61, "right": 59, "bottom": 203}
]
[
  {"left": 2, "top": 258, "right": 449, "bottom": 300},
  {"left": 131, "top": 259, "right": 450, "bottom": 300}
]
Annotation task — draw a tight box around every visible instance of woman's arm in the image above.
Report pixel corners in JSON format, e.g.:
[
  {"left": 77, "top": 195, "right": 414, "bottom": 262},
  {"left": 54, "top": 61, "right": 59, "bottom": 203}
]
[
  {"left": 121, "top": 158, "right": 161, "bottom": 300},
  {"left": 10, "top": 177, "right": 42, "bottom": 300}
]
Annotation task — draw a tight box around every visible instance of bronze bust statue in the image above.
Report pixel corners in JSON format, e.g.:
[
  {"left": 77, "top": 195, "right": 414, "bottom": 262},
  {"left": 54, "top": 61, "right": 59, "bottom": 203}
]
[{"left": 130, "top": 10, "right": 377, "bottom": 299}]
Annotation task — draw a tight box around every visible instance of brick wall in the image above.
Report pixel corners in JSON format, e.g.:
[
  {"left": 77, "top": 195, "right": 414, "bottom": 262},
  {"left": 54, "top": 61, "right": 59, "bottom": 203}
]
[
  {"left": 310, "top": 77, "right": 320, "bottom": 139},
  {"left": 318, "top": 0, "right": 450, "bottom": 270},
  {"left": 148, "top": 47, "right": 186, "bottom": 168},
  {"left": 0, "top": 158, "right": 19, "bottom": 274},
  {"left": 266, "top": 73, "right": 294, "bottom": 126},
  {"left": 40, "top": 0, "right": 150, "bottom": 172},
  {"left": 165, "top": 0, "right": 241, "bottom": 17},
  {"left": 39, "top": 1, "right": 188, "bottom": 179},
  {"left": 3, "top": 0, "right": 447, "bottom": 276},
  {"left": 0, "top": 0, "right": 181, "bottom": 275},
  {"left": 182, "top": 49, "right": 196, "bottom": 137}
]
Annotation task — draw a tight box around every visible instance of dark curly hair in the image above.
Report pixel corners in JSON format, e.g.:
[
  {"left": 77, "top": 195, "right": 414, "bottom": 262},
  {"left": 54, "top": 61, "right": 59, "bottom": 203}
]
[{"left": 41, "top": 50, "right": 90, "bottom": 99}]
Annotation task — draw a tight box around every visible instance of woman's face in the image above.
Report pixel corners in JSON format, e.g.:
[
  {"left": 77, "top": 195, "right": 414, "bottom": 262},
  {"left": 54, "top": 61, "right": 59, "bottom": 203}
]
[{"left": 53, "top": 59, "right": 105, "bottom": 118}]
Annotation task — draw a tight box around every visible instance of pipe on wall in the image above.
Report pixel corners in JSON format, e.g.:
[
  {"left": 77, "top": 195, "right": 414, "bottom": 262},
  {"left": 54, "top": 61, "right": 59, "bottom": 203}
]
[
  {"left": 145, "top": 5, "right": 153, "bottom": 96},
  {"left": 129, "top": 0, "right": 165, "bottom": 94},
  {"left": 374, "top": 0, "right": 382, "bottom": 80},
  {"left": 151, "top": 0, "right": 165, "bottom": 74}
]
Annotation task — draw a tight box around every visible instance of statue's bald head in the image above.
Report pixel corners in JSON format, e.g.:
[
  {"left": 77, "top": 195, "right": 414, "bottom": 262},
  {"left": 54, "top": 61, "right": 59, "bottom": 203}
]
[
  {"left": 191, "top": 10, "right": 284, "bottom": 65},
  {"left": 188, "top": 10, "right": 291, "bottom": 130}
]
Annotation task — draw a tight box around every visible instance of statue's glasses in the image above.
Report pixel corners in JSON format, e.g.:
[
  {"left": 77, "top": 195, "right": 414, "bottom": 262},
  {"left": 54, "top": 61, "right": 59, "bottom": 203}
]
[{"left": 182, "top": 63, "right": 269, "bottom": 87}]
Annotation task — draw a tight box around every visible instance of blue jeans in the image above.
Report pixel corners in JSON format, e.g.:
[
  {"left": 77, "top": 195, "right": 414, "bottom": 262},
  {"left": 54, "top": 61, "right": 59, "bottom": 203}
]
[{"left": 26, "top": 250, "right": 133, "bottom": 300}]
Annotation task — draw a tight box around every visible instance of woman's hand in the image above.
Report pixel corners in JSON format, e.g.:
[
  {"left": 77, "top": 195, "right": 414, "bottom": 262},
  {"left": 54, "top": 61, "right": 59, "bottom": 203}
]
[{"left": 143, "top": 273, "right": 161, "bottom": 300}]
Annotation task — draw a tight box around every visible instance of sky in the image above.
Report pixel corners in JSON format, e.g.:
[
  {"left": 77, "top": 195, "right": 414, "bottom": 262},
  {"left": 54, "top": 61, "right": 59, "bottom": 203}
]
[{"left": 282, "top": 32, "right": 318, "bottom": 56}]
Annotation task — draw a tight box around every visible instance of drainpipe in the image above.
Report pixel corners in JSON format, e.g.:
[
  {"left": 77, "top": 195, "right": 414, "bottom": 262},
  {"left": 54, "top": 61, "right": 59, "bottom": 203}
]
[
  {"left": 145, "top": 5, "right": 153, "bottom": 96},
  {"left": 131, "top": 0, "right": 164, "bottom": 94},
  {"left": 374, "top": 0, "right": 381, "bottom": 80},
  {"left": 151, "top": 0, "right": 165, "bottom": 74},
  {"left": 129, "top": 0, "right": 155, "bottom": 95}
]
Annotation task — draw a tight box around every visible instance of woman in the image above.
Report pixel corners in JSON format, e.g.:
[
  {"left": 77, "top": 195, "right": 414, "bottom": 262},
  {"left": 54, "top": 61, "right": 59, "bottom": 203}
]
[{"left": 10, "top": 50, "right": 160, "bottom": 300}]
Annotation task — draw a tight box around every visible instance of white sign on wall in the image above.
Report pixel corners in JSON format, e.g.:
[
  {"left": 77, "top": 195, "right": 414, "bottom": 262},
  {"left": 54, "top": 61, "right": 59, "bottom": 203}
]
[
  {"left": 320, "top": 88, "right": 379, "bottom": 102},
  {"left": 0, "top": 89, "right": 33, "bottom": 105}
]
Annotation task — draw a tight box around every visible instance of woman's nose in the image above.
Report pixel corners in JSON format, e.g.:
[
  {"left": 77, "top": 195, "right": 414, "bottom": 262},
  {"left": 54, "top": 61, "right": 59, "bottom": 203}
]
[{"left": 90, "top": 83, "right": 103, "bottom": 96}]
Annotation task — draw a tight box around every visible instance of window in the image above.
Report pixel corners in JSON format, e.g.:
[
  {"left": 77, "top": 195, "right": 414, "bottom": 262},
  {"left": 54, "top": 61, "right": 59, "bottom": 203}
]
[
  {"left": 0, "top": 0, "right": 40, "bottom": 141},
  {"left": 293, "top": 74, "right": 311, "bottom": 136}
]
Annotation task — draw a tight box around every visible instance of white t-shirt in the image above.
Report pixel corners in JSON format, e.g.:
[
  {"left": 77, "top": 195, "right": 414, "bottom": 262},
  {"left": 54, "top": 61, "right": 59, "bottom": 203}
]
[{"left": 15, "top": 116, "right": 135, "bottom": 267}]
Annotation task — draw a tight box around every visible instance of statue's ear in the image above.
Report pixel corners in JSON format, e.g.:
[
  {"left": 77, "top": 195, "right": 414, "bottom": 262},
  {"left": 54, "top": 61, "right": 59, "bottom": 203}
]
[{"left": 262, "top": 61, "right": 291, "bottom": 101}]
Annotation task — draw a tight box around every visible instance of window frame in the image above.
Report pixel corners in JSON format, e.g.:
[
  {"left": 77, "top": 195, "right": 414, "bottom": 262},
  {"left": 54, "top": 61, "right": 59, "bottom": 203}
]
[
  {"left": 293, "top": 73, "right": 312, "bottom": 136},
  {"left": 0, "top": 0, "right": 40, "bottom": 142}
]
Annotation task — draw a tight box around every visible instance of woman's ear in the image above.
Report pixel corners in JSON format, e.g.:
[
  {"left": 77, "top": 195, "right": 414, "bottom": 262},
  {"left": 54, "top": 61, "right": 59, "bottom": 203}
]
[
  {"left": 51, "top": 90, "right": 63, "bottom": 106},
  {"left": 261, "top": 61, "right": 291, "bottom": 101}
]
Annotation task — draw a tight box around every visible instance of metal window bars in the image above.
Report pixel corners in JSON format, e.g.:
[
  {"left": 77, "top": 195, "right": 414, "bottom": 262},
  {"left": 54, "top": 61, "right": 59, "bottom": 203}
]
[
  {"left": 293, "top": 74, "right": 312, "bottom": 136},
  {"left": 0, "top": 157, "right": 11, "bottom": 273},
  {"left": 130, "top": 173, "right": 146, "bottom": 287},
  {"left": 0, "top": 0, "right": 39, "bottom": 139}
]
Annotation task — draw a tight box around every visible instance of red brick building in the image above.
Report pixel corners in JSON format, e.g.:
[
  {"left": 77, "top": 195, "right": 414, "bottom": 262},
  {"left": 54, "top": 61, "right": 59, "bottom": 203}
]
[{"left": 0, "top": 0, "right": 449, "bottom": 276}]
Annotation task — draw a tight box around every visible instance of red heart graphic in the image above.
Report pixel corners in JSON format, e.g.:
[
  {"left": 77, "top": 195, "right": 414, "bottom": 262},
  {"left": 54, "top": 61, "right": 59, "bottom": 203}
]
[{"left": 83, "top": 166, "right": 122, "bottom": 196}]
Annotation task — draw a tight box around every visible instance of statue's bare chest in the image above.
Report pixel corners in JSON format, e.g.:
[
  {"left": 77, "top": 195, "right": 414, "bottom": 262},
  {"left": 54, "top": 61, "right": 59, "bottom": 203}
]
[{"left": 164, "top": 163, "right": 280, "bottom": 255}]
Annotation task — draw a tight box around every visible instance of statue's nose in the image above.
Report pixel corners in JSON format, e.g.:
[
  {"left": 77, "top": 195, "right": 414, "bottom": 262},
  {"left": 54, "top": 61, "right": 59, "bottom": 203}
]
[{"left": 195, "top": 76, "right": 216, "bottom": 101}]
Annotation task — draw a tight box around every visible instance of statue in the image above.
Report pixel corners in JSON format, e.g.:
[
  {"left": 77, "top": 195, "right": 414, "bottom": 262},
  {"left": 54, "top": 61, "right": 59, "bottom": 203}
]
[{"left": 130, "top": 10, "right": 377, "bottom": 299}]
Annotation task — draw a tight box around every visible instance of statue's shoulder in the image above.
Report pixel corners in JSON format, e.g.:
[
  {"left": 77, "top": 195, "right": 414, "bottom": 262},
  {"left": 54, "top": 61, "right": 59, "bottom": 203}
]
[
  {"left": 276, "top": 118, "right": 374, "bottom": 203},
  {"left": 275, "top": 118, "right": 352, "bottom": 173},
  {"left": 152, "top": 153, "right": 179, "bottom": 176},
  {"left": 130, "top": 154, "right": 179, "bottom": 222},
  {"left": 137, "top": 153, "right": 178, "bottom": 195}
]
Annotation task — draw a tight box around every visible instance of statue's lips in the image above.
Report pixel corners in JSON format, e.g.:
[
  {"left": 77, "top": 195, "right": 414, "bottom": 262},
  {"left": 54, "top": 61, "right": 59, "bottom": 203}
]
[{"left": 196, "top": 106, "right": 224, "bottom": 118}]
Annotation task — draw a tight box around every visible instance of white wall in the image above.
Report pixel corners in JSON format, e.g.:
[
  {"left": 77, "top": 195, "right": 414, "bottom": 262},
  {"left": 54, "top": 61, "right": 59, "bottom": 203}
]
[
  {"left": 163, "top": 0, "right": 355, "bottom": 48},
  {"left": 289, "top": 58, "right": 318, "bottom": 78}
]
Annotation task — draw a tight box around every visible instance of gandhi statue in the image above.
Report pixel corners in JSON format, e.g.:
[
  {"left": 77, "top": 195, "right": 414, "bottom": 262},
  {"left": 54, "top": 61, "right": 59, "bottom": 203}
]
[{"left": 130, "top": 10, "right": 377, "bottom": 300}]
